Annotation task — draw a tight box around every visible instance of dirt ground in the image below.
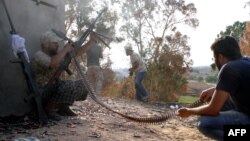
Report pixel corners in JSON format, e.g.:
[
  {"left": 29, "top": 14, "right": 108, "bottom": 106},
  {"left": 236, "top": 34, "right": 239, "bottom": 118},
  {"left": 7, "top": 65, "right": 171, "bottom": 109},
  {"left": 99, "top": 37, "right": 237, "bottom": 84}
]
[{"left": 0, "top": 97, "right": 214, "bottom": 141}]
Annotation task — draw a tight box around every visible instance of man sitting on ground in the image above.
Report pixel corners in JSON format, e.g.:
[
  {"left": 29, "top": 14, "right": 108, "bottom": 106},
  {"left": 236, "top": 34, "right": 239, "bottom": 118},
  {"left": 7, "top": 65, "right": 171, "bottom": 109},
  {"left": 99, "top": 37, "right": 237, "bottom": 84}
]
[{"left": 32, "top": 31, "right": 95, "bottom": 120}]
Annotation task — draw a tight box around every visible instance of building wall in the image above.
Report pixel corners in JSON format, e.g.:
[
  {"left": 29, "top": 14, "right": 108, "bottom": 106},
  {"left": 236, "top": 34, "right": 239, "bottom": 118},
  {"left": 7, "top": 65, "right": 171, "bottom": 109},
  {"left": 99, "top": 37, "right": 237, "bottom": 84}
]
[{"left": 0, "top": 0, "right": 65, "bottom": 116}]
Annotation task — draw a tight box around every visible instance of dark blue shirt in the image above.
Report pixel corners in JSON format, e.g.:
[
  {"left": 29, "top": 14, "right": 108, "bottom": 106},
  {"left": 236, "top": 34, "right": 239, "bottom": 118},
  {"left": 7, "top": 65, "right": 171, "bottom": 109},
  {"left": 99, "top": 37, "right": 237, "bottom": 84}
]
[{"left": 216, "top": 57, "right": 250, "bottom": 115}]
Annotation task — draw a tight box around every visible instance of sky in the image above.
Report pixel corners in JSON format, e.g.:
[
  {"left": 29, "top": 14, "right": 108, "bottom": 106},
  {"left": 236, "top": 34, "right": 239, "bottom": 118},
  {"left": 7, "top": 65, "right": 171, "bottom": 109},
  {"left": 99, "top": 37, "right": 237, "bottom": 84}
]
[
  {"left": 104, "top": 0, "right": 250, "bottom": 70},
  {"left": 185, "top": 0, "right": 250, "bottom": 67}
]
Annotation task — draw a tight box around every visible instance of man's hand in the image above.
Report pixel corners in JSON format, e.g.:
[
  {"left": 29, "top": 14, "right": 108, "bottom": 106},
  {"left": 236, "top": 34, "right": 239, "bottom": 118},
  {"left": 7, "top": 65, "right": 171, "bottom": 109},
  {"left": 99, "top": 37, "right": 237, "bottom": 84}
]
[
  {"left": 50, "top": 43, "right": 73, "bottom": 68},
  {"left": 64, "top": 43, "right": 73, "bottom": 53},
  {"left": 11, "top": 34, "right": 30, "bottom": 62},
  {"left": 90, "top": 33, "right": 98, "bottom": 42},
  {"left": 200, "top": 87, "right": 215, "bottom": 103},
  {"left": 128, "top": 68, "right": 134, "bottom": 76},
  {"left": 176, "top": 108, "right": 192, "bottom": 118}
]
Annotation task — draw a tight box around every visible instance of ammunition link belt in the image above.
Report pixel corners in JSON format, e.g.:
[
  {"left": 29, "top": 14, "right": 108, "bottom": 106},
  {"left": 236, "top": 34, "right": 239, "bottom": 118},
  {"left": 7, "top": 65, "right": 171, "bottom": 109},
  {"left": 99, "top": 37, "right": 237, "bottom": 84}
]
[{"left": 72, "top": 54, "right": 204, "bottom": 124}]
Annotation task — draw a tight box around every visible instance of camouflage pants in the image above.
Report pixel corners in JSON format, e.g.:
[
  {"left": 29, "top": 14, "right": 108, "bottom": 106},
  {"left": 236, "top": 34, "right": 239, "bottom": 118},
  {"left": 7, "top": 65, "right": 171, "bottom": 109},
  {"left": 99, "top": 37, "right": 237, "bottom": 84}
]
[
  {"left": 43, "top": 79, "right": 88, "bottom": 105},
  {"left": 86, "top": 66, "right": 103, "bottom": 95}
]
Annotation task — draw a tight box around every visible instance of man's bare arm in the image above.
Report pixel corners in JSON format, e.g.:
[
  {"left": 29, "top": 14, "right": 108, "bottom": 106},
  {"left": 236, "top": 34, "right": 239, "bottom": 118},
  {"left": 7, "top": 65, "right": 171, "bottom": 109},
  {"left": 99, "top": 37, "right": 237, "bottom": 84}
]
[
  {"left": 200, "top": 87, "right": 215, "bottom": 102},
  {"left": 77, "top": 40, "right": 95, "bottom": 56},
  {"left": 129, "top": 61, "right": 139, "bottom": 72},
  {"left": 176, "top": 90, "right": 229, "bottom": 117},
  {"left": 100, "top": 47, "right": 103, "bottom": 59}
]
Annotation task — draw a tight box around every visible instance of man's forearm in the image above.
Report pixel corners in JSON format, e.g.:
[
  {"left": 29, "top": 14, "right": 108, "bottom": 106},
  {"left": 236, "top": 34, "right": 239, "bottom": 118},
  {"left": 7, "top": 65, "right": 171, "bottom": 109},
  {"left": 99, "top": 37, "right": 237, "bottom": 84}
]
[
  {"left": 187, "top": 104, "right": 219, "bottom": 116},
  {"left": 131, "top": 62, "right": 139, "bottom": 71},
  {"left": 77, "top": 40, "right": 95, "bottom": 56}
]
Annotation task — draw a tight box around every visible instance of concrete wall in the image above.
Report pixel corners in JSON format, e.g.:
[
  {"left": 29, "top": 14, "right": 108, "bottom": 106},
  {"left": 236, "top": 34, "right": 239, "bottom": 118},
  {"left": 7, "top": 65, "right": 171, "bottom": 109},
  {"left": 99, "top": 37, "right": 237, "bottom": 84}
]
[{"left": 0, "top": 0, "right": 65, "bottom": 116}]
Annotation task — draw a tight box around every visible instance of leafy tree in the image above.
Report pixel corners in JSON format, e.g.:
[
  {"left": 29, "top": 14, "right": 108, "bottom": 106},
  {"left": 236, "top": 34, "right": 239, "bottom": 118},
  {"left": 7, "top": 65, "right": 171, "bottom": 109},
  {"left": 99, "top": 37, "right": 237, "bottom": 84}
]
[
  {"left": 119, "top": 0, "right": 198, "bottom": 58},
  {"left": 118, "top": 0, "right": 199, "bottom": 101},
  {"left": 205, "top": 71, "right": 217, "bottom": 83},
  {"left": 210, "top": 63, "right": 217, "bottom": 71},
  {"left": 65, "top": 0, "right": 119, "bottom": 44},
  {"left": 64, "top": 0, "right": 199, "bottom": 102},
  {"left": 102, "top": 57, "right": 116, "bottom": 89},
  {"left": 197, "top": 76, "right": 203, "bottom": 82},
  {"left": 212, "top": 21, "right": 246, "bottom": 71},
  {"left": 217, "top": 21, "right": 246, "bottom": 42},
  {"left": 240, "top": 22, "right": 250, "bottom": 56}
]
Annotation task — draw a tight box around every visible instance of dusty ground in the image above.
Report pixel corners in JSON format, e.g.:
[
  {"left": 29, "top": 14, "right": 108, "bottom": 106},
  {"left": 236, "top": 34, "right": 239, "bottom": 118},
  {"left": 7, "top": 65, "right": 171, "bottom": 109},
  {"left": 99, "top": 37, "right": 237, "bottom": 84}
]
[{"left": 0, "top": 96, "right": 214, "bottom": 141}]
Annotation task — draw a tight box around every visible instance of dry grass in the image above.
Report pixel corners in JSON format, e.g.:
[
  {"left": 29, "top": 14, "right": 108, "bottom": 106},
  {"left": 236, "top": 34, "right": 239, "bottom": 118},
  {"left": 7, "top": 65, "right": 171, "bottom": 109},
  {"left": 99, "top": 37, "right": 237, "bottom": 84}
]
[
  {"left": 102, "top": 78, "right": 215, "bottom": 104},
  {"left": 102, "top": 75, "right": 183, "bottom": 103},
  {"left": 102, "top": 76, "right": 136, "bottom": 100}
]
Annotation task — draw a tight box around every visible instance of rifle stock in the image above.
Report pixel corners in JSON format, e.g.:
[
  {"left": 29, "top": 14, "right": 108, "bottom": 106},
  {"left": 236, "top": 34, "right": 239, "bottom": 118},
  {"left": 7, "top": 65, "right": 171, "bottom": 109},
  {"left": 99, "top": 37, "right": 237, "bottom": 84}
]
[{"left": 18, "top": 53, "right": 48, "bottom": 124}]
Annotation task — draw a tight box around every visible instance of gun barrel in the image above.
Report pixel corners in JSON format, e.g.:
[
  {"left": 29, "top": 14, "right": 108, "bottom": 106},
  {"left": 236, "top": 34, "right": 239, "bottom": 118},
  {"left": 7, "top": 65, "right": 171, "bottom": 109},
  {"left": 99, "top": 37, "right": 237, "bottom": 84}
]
[
  {"left": 31, "top": 0, "right": 57, "bottom": 9},
  {"left": 93, "top": 31, "right": 113, "bottom": 40},
  {"left": 76, "top": 8, "right": 107, "bottom": 49},
  {"left": 51, "top": 29, "right": 73, "bottom": 42},
  {"left": 96, "top": 35, "right": 111, "bottom": 49},
  {"left": 1, "top": 0, "right": 17, "bottom": 34}
]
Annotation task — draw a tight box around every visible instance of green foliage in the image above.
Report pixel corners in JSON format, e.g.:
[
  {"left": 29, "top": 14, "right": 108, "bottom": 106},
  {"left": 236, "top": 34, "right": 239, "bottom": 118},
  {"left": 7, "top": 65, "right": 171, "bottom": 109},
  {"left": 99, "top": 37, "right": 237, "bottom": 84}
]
[
  {"left": 210, "top": 63, "right": 217, "bottom": 71},
  {"left": 65, "top": 0, "right": 118, "bottom": 40},
  {"left": 188, "top": 66, "right": 217, "bottom": 84},
  {"left": 188, "top": 75, "right": 203, "bottom": 82},
  {"left": 197, "top": 76, "right": 204, "bottom": 82},
  {"left": 144, "top": 59, "right": 188, "bottom": 102},
  {"left": 178, "top": 96, "right": 199, "bottom": 104},
  {"left": 217, "top": 21, "right": 246, "bottom": 42},
  {"left": 205, "top": 71, "right": 218, "bottom": 83}
]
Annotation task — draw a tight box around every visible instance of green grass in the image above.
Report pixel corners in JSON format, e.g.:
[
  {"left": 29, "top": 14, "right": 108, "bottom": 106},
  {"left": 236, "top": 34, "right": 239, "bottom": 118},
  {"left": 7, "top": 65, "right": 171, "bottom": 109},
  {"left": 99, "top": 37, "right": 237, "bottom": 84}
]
[{"left": 178, "top": 96, "right": 199, "bottom": 104}]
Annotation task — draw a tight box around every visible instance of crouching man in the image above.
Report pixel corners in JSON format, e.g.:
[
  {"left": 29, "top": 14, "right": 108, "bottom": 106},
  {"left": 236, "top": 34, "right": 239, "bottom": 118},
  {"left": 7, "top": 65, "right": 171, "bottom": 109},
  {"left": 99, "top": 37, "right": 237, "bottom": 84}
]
[{"left": 32, "top": 31, "right": 95, "bottom": 120}]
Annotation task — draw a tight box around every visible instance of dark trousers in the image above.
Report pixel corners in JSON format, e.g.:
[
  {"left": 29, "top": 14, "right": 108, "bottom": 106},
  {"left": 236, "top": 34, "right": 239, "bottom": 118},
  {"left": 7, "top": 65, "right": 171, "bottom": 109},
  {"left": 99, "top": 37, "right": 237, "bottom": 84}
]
[
  {"left": 197, "top": 98, "right": 250, "bottom": 140},
  {"left": 135, "top": 72, "right": 148, "bottom": 101}
]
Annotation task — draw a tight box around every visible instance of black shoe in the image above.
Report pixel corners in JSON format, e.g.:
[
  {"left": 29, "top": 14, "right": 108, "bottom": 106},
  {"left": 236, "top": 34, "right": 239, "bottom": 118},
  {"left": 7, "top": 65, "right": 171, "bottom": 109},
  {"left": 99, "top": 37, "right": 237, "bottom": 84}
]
[
  {"left": 142, "top": 96, "right": 149, "bottom": 102},
  {"left": 47, "top": 112, "right": 63, "bottom": 121},
  {"left": 58, "top": 105, "right": 77, "bottom": 116}
]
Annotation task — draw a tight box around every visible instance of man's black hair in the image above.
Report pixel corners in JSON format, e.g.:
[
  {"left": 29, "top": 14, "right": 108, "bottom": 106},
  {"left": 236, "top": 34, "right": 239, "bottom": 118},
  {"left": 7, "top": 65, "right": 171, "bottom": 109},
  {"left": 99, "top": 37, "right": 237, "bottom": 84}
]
[{"left": 211, "top": 36, "right": 242, "bottom": 60}]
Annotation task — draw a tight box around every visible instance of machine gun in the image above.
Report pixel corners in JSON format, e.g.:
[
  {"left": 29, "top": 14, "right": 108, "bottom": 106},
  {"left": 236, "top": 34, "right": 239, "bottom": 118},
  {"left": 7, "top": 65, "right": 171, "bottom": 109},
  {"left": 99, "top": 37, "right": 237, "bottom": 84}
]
[
  {"left": 1, "top": 0, "right": 47, "bottom": 124},
  {"left": 46, "top": 8, "right": 107, "bottom": 86}
]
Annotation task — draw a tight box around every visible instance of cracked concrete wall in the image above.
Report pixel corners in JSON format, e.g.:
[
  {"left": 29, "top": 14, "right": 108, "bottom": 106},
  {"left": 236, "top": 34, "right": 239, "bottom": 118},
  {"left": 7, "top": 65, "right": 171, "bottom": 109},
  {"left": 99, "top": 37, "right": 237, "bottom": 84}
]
[{"left": 0, "top": 0, "right": 65, "bottom": 116}]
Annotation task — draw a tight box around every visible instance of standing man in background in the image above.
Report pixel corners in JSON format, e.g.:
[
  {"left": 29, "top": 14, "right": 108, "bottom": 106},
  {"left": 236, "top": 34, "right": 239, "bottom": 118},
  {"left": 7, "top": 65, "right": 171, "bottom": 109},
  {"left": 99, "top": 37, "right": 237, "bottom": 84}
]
[
  {"left": 125, "top": 44, "right": 149, "bottom": 102},
  {"left": 85, "top": 33, "right": 104, "bottom": 95}
]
